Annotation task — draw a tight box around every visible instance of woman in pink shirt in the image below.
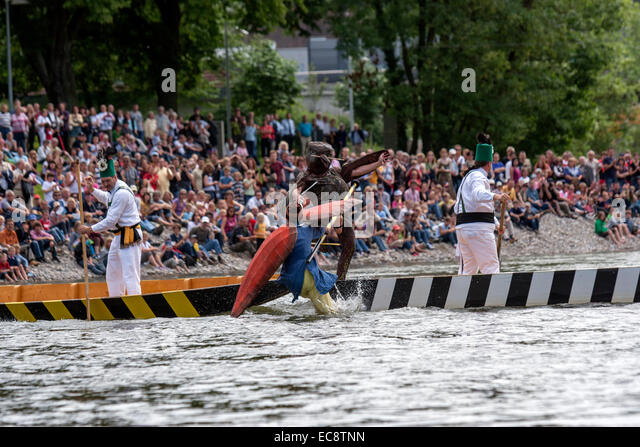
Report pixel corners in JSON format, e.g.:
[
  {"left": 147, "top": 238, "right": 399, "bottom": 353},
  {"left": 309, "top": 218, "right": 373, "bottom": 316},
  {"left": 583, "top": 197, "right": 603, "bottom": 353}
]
[
  {"left": 11, "top": 105, "right": 29, "bottom": 151},
  {"left": 30, "top": 221, "right": 60, "bottom": 262},
  {"left": 235, "top": 140, "right": 249, "bottom": 158},
  {"left": 404, "top": 180, "right": 421, "bottom": 203}
]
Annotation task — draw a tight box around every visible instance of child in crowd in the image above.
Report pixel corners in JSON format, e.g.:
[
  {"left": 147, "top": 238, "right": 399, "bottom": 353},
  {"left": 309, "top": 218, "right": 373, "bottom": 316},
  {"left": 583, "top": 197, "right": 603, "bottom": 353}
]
[
  {"left": 160, "top": 240, "right": 189, "bottom": 273},
  {"left": 7, "top": 246, "right": 29, "bottom": 280},
  {"left": 140, "top": 231, "right": 166, "bottom": 270},
  {"left": 0, "top": 252, "right": 16, "bottom": 282},
  {"left": 189, "top": 234, "right": 212, "bottom": 265}
]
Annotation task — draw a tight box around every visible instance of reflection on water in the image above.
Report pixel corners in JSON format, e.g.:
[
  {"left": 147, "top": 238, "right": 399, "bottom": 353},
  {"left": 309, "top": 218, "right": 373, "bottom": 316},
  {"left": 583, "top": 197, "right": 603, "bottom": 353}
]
[{"left": 1, "top": 252, "right": 640, "bottom": 426}]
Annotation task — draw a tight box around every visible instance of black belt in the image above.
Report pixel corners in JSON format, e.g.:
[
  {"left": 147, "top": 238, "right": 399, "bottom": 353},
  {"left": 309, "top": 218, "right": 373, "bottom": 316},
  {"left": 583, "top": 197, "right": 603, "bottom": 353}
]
[{"left": 455, "top": 212, "right": 495, "bottom": 225}]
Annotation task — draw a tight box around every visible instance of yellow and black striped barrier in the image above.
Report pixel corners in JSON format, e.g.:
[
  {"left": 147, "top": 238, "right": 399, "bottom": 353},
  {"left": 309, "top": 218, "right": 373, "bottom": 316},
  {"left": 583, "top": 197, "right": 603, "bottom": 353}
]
[{"left": 0, "top": 281, "right": 289, "bottom": 322}]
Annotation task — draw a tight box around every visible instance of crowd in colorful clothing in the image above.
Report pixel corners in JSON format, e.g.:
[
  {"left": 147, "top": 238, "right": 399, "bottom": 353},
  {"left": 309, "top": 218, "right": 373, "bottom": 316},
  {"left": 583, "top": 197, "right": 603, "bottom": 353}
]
[{"left": 0, "top": 100, "right": 637, "bottom": 282}]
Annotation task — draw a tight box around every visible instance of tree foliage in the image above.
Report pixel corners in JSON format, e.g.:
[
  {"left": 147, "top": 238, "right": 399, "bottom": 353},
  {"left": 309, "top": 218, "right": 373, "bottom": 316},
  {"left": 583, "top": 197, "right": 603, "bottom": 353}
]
[
  {"left": 327, "top": 0, "right": 640, "bottom": 155},
  {"left": 1, "top": 0, "right": 310, "bottom": 108},
  {"left": 334, "top": 58, "right": 385, "bottom": 131},
  {"left": 231, "top": 40, "right": 302, "bottom": 119}
]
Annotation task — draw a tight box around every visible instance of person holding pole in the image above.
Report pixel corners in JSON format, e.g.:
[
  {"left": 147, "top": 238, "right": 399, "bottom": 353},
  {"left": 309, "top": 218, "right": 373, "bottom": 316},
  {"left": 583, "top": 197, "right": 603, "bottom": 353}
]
[
  {"left": 78, "top": 158, "right": 142, "bottom": 297},
  {"left": 454, "top": 133, "right": 509, "bottom": 275}
]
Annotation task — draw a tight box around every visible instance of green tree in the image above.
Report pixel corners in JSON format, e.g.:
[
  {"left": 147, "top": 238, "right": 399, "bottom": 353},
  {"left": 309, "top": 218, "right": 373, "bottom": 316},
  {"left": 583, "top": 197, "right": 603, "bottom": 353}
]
[
  {"left": 4, "top": 0, "right": 311, "bottom": 108},
  {"left": 334, "top": 57, "right": 385, "bottom": 132},
  {"left": 8, "top": 0, "right": 130, "bottom": 105},
  {"left": 306, "top": 64, "right": 327, "bottom": 112},
  {"left": 231, "top": 40, "right": 302, "bottom": 119},
  {"left": 327, "top": 0, "right": 635, "bottom": 155},
  {"left": 0, "top": 15, "right": 41, "bottom": 101}
]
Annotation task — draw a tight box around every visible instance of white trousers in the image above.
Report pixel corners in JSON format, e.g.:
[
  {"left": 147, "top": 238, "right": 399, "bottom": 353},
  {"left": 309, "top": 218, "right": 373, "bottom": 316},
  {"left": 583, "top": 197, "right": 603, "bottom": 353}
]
[
  {"left": 456, "top": 226, "right": 500, "bottom": 275},
  {"left": 106, "top": 233, "right": 142, "bottom": 297}
]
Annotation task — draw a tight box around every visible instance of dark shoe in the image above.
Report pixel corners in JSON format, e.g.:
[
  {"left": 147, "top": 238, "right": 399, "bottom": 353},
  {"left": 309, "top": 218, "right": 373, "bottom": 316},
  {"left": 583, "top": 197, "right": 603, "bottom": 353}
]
[
  {"left": 52, "top": 256, "right": 61, "bottom": 263},
  {"left": 218, "top": 255, "right": 226, "bottom": 264}
]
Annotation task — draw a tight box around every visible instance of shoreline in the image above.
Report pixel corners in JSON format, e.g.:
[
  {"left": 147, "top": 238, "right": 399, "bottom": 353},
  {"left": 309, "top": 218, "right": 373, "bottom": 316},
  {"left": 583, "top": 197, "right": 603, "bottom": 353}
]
[{"left": 13, "top": 213, "right": 640, "bottom": 285}]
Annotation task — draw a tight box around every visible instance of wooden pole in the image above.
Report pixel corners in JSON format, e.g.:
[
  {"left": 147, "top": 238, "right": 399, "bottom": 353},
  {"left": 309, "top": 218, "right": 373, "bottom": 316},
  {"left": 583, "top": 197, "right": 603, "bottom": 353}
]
[
  {"left": 76, "top": 161, "right": 91, "bottom": 321},
  {"left": 496, "top": 200, "right": 507, "bottom": 262}
]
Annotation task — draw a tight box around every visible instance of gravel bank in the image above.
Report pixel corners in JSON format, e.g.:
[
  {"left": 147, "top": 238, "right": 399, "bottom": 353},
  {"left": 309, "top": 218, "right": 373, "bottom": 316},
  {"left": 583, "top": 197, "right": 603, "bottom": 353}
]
[{"left": 19, "top": 214, "right": 640, "bottom": 284}]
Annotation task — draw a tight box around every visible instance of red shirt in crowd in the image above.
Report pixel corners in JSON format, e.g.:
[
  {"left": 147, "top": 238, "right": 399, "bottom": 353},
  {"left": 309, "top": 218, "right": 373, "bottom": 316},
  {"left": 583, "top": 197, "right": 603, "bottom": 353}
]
[{"left": 260, "top": 124, "right": 275, "bottom": 140}]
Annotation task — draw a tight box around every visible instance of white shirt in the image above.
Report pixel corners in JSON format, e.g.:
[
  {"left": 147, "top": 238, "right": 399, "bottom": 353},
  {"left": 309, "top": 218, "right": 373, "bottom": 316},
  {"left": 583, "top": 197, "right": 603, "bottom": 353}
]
[
  {"left": 42, "top": 180, "right": 56, "bottom": 203},
  {"left": 37, "top": 143, "right": 52, "bottom": 163},
  {"left": 504, "top": 160, "right": 513, "bottom": 181},
  {"left": 36, "top": 115, "right": 51, "bottom": 142},
  {"left": 281, "top": 119, "right": 295, "bottom": 136},
  {"left": 91, "top": 179, "right": 140, "bottom": 232},
  {"left": 454, "top": 168, "right": 498, "bottom": 229},
  {"left": 246, "top": 196, "right": 264, "bottom": 211}
]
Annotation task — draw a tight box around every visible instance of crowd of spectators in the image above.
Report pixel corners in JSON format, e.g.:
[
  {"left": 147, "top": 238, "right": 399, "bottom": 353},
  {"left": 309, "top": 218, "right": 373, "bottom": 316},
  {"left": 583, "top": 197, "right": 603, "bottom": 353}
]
[{"left": 0, "top": 99, "right": 638, "bottom": 282}]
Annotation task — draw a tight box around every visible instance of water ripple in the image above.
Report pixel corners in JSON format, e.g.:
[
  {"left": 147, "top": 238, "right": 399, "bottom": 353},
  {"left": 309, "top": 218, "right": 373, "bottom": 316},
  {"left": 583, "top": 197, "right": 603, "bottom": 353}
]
[{"left": 2, "top": 259, "right": 640, "bottom": 425}]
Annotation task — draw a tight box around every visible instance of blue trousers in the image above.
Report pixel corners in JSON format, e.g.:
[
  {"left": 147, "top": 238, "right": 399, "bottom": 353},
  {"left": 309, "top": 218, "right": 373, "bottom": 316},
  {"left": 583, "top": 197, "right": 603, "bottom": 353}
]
[
  {"left": 202, "top": 239, "right": 222, "bottom": 255},
  {"left": 355, "top": 239, "right": 370, "bottom": 254},
  {"left": 429, "top": 204, "right": 443, "bottom": 219},
  {"left": 50, "top": 227, "right": 65, "bottom": 243},
  {"left": 413, "top": 229, "right": 431, "bottom": 244},
  {"left": 371, "top": 235, "right": 387, "bottom": 251},
  {"left": 177, "top": 241, "right": 197, "bottom": 259},
  {"left": 27, "top": 241, "right": 44, "bottom": 260}
]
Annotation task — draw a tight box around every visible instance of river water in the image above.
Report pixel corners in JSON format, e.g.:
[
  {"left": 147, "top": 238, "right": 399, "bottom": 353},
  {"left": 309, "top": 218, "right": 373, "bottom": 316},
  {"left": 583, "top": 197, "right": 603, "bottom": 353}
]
[{"left": 1, "top": 252, "right": 640, "bottom": 426}]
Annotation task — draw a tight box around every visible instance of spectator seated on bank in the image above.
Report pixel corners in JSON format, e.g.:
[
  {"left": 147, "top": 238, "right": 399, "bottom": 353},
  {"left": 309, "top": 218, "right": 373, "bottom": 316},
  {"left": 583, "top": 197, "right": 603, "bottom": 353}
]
[
  {"left": 595, "top": 211, "right": 623, "bottom": 246},
  {"left": 160, "top": 240, "right": 190, "bottom": 274},
  {"left": 228, "top": 216, "right": 256, "bottom": 257}
]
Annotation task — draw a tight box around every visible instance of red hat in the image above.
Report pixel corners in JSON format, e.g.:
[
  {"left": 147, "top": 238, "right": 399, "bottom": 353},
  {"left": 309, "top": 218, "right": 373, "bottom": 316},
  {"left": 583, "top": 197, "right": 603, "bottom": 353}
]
[{"left": 33, "top": 194, "right": 41, "bottom": 199}]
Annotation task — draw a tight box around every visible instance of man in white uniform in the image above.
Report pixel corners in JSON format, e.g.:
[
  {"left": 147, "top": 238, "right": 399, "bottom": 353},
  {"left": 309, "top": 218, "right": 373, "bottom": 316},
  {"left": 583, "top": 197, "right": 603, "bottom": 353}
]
[
  {"left": 79, "top": 159, "right": 142, "bottom": 296},
  {"left": 454, "top": 138, "right": 509, "bottom": 275}
]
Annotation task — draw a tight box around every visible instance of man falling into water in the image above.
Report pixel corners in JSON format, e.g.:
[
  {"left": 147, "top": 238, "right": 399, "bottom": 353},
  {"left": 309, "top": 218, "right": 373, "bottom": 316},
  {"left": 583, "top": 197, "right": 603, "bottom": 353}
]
[
  {"left": 232, "top": 141, "right": 389, "bottom": 317},
  {"left": 296, "top": 142, "right": 390, "bottom": 280}
]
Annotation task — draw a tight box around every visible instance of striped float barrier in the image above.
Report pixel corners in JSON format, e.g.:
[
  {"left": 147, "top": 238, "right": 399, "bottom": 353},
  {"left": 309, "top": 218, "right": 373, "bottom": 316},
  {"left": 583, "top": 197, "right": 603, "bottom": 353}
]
[
  {"left": 334, "top": 267, "right": 640, "bottom": 311},
  {"left": 0, "top": 267, "right": 638, "bottom": 322}
]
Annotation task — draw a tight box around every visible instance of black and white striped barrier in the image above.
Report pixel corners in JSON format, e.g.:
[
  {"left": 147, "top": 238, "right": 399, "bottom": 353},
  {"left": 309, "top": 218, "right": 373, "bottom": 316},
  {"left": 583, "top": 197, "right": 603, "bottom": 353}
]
[
  {"left": 331, "top": 267, "right": 640, "bottom": 311},
  {"left": 3, "top": 267, "right": 638, "bottom": 322}
]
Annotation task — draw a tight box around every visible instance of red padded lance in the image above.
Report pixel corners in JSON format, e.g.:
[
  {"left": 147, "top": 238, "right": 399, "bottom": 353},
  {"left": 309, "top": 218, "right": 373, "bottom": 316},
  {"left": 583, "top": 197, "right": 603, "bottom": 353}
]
[
  {"left": 231, "top": 226, "right": 298, "bottom": 317},
  {"left": 300, "top": 198, "right": 362, "bottom": 224}
]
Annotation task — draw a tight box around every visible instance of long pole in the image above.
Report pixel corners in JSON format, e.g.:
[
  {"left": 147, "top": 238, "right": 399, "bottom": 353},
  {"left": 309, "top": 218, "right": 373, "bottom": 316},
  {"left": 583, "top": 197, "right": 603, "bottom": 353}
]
[
  {"left": 306, "top": 181, "right": 359, "bottom": 264},
  {"left": 5, "top": 0, "right": 13, "bottom": 112},
  {"left": 224, "top": 18, "right": 231, "bottom": 142},
  {"left": 496, "top": 200, "right": 506, "bottom": 261},
  {"left": 347, "top": 55, "right": 354, "bottom": 131},
  {"left": 76, "top": 161, "right": 90, "bottom": 320}
]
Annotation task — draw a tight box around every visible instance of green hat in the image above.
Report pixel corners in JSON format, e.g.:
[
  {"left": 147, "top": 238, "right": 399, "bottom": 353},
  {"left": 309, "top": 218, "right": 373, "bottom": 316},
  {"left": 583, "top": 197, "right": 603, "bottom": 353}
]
[
  {"left": 99, "top": 158, "right": 116, "bottom": 178},
  {"left": 475, "top": 143, "right": 493, "bottom": 162}
]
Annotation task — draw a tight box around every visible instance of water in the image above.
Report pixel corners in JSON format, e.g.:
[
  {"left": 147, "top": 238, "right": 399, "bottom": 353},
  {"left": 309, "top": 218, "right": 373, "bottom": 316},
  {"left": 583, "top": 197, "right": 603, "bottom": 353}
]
[{"left": 2, "top": 252, "right": 640, "bottom": 426}]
